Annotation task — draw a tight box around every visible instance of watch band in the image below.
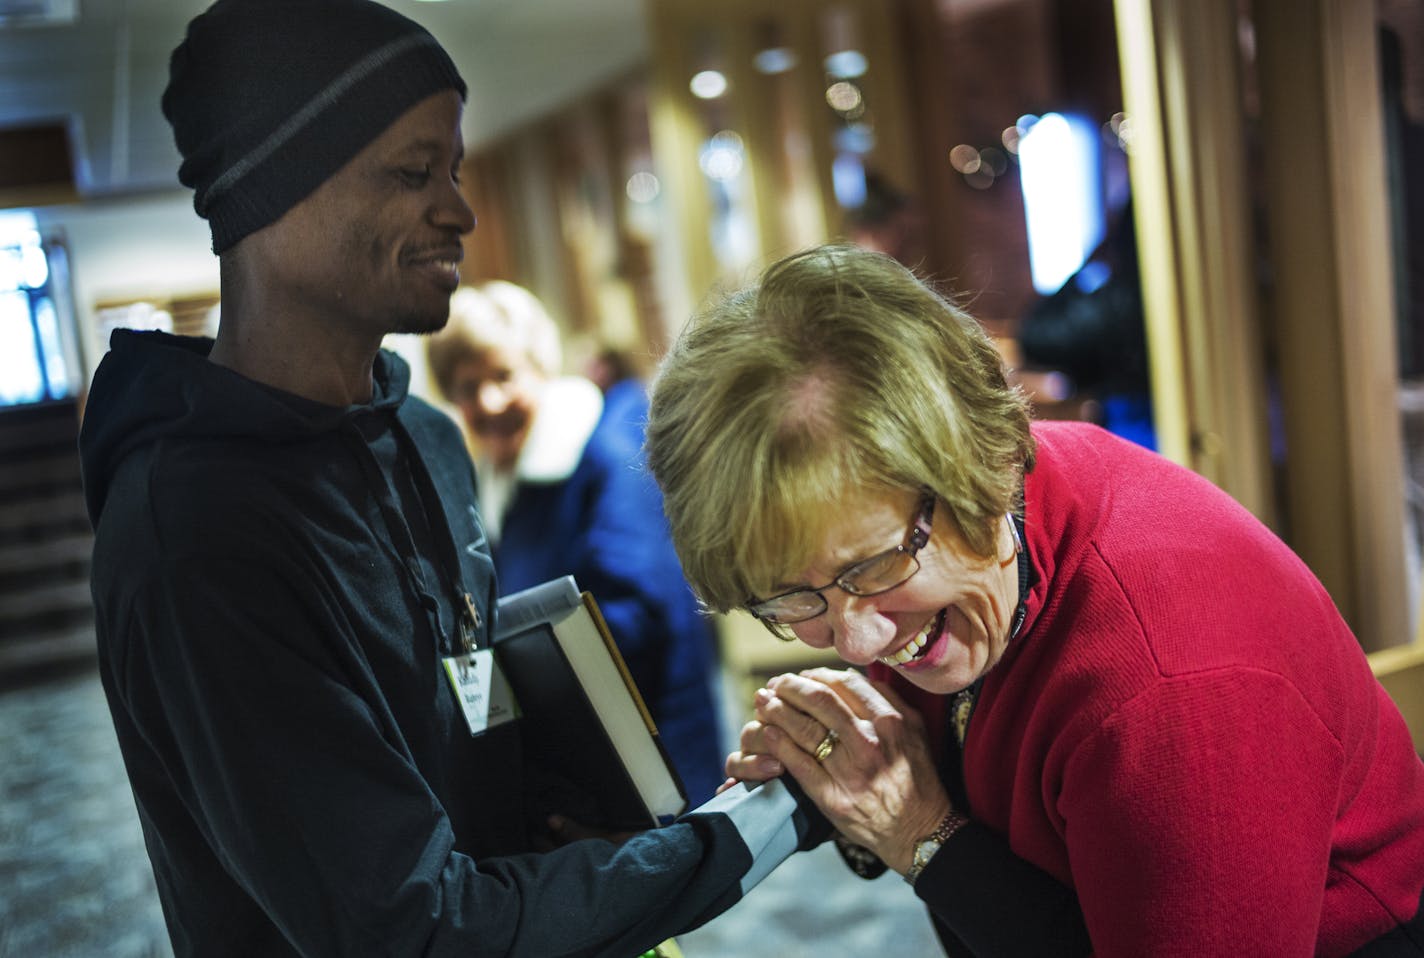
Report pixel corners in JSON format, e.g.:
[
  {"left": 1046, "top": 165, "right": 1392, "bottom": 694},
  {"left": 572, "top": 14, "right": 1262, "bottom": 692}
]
[{"left": 904, "top": 810, "right": 970, "bottom": 886}]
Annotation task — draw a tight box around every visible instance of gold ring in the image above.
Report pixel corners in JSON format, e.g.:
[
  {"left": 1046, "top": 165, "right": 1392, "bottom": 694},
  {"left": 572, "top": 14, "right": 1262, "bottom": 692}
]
[{"left": 814, "top": 728, "right": 838, "bottom": 763}]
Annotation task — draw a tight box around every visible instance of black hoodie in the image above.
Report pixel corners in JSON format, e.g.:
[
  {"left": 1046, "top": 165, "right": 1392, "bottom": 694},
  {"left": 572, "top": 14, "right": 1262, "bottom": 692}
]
[{"left": 80, "top": 330, "right": 816, "bottom": 957}]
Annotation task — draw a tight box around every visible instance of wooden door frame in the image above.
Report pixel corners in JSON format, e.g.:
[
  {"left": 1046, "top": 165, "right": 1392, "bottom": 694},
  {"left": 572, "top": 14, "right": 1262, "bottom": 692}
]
[{"left": 1115, "top": 0, "right": 1410, "bottom": 651}]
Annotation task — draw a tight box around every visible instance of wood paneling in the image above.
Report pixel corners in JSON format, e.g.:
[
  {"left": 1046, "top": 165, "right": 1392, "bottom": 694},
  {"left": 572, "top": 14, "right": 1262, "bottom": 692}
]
[
  {"left": 0, "top": 122, "right": 78, "bottom": 208},
  {"left": 1254, "top": 0, "right": 1409, "bottom": 651}
]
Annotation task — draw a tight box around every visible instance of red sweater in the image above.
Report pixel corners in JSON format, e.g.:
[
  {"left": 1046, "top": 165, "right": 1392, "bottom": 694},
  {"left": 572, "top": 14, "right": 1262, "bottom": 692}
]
[{"left": 875, "top": 422, "right": 1424, "bottom": 956}]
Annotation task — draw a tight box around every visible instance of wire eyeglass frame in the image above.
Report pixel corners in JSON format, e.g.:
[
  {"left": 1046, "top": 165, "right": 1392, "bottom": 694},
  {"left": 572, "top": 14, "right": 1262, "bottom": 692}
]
[{"left": 746, "top": 489, "right": 937, "bottom": 642}]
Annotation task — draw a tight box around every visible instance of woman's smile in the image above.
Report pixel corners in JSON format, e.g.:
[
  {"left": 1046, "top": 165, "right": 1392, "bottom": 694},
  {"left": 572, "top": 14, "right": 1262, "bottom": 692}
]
[{"left": 878, "top": 608, "right": 946, "bottom": 667}]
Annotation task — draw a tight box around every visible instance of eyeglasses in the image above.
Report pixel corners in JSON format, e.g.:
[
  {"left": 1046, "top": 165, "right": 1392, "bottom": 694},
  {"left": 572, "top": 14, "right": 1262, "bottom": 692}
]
[{"left": 747, "top": 489, "right": 936, "bottom": 641}]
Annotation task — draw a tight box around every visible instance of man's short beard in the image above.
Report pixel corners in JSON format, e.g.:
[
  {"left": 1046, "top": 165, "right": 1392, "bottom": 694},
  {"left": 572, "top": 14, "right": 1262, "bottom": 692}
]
[{"left": 392, "top": 308, "right": 451, "bottom": 336}]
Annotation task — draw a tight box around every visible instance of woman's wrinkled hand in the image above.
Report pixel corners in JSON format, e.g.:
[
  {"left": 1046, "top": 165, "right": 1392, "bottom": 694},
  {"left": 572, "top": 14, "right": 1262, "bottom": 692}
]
[{"left": 733, "top": 667, "right": 955, "bottom": 875}]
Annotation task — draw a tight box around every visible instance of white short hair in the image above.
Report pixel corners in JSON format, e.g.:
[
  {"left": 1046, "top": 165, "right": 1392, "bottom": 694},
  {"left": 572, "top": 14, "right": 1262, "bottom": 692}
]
[{"left": 428, "top": 281, "right": 563, "bottom": 396}]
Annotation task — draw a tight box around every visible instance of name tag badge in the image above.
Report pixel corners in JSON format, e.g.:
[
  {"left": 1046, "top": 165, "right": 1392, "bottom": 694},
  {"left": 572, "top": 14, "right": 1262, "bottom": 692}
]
[{"left": 442, "top": 649, "right": 519, "bottom": 736}]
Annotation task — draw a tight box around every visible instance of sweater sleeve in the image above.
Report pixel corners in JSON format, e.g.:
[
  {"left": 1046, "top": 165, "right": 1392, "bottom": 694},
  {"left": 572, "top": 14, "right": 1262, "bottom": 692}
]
[
  {"left": 864, "top": 665, "right": 1093, "bottom": 956},
  {"left": 914, "top": 824, "right": 1091, "bottom": 956},
  {"left": 1057, "top": 669, "right": 1339, "bottom": 957},
  {"left": 111, "top": 555, "right": 808, "bottom": 957}
]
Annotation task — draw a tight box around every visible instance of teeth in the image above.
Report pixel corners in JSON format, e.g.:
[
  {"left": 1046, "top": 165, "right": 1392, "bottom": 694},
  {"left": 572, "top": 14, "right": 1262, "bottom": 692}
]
[
  {"left": 878, "top": 617, "right": 937, "bottom": 667},
  {"left": 424, "top": 260, "right": 460, "bottom": 284}
]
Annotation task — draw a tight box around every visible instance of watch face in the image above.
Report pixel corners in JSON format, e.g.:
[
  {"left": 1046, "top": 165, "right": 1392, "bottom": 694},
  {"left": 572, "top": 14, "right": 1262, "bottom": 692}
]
[{"left": 905, "top": 838, "right": 943, "bottom": 885}]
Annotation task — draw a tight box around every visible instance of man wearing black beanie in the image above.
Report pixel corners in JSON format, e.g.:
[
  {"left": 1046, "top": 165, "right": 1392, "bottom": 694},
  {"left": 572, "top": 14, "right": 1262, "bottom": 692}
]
[{"left": 79, "top": 2, "right": 821, "bottom": 955}]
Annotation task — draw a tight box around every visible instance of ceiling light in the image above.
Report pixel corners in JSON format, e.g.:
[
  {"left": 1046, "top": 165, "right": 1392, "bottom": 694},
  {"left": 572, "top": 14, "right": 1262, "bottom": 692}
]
[
  {"left": 823, "top": 50, "right": 867, "bottom": 79},
  {"left": 753, "top": 48, "right": 797, "bottom": 74},
  {"left": 690, "top": 70, "right": 728, "bottom": 99}
]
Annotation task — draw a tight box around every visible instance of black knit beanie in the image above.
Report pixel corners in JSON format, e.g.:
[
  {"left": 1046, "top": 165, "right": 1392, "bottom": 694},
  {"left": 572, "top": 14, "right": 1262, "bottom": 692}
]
[{"left": 163, "top": 0, "right": 466, "bottom": 254}]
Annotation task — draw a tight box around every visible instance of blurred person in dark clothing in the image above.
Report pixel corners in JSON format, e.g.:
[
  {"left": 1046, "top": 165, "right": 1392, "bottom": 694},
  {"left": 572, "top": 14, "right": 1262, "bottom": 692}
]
[{"left": 1017, "top": 201, "right": 1155, "bottom": 450}]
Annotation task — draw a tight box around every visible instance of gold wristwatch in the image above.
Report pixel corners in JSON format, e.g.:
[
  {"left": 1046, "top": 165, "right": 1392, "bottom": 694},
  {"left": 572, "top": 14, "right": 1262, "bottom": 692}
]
[{"left": 903, "top": 811, "right": 969, "bottom": 886}]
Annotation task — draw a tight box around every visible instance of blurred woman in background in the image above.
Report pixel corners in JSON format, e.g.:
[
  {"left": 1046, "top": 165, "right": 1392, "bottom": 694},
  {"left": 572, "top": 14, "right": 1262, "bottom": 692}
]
[{"left": 427, "top": 281, "right": 724, "bottom": 805}]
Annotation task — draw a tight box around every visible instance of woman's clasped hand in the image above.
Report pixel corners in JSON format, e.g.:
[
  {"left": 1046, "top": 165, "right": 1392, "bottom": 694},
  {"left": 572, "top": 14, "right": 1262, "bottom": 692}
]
[{"left": 729, "top": 667, "right": 954, "bottom": 877}]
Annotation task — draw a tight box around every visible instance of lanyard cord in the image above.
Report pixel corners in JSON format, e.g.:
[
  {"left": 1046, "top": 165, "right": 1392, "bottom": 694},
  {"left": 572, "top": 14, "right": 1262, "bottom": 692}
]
[{"left": 390, "top": 416, "right": 483, "bottom": 649}]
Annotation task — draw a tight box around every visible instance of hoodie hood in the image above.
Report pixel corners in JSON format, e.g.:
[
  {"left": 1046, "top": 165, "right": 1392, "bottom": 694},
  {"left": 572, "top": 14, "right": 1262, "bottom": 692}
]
[{"left": 79, "top": 329, "right": 411, "bottom": 528}]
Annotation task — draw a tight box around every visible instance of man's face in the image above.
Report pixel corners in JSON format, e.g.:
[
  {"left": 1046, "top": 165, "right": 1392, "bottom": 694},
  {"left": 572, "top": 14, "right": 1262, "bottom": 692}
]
[{"left": 252, "top": 89, "right": 475, "bottom": 340}]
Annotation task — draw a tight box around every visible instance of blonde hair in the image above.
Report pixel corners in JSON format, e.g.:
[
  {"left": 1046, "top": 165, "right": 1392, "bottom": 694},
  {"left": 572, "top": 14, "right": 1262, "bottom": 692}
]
[
  {"left": 426, "top": 280, "right": 562, "bottom": 400},
  {"left": 645, "top": 244, "right": 1034, "bottom": 612}
]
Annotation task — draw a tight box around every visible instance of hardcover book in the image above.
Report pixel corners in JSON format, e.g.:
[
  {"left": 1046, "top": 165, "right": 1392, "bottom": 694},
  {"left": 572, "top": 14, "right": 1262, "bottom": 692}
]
[{"left": 494, "top": 575, "right": 689, "bottom": 829}]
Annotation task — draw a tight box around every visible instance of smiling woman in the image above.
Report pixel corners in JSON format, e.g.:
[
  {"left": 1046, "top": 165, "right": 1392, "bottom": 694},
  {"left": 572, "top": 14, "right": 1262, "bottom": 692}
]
[
  {"left": 644, "top": 242, "right": 1424, "bottom": 957},
  {"left": 422, "top": 277, "right": 728, "bottom": 806}
]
